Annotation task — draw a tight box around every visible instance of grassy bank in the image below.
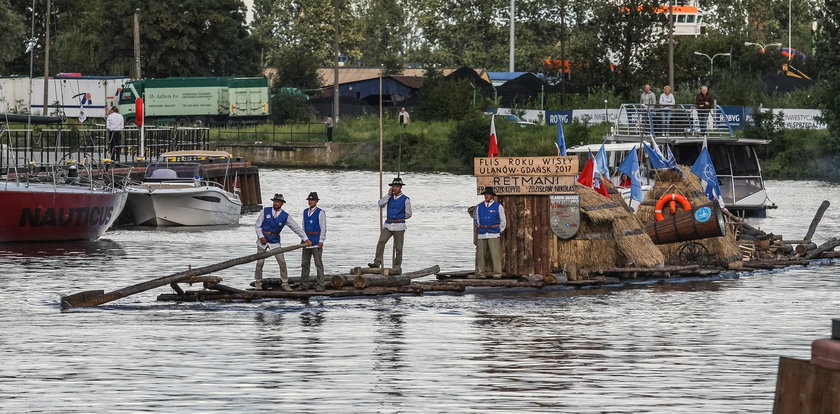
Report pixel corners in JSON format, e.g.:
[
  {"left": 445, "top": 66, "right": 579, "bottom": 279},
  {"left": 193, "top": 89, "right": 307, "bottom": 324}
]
[
  {"left": 760, "top": 129, "right": 840, "bottom": 181},
  {"left": 330, "top": 115, "right": 610, "bottom": 174}
]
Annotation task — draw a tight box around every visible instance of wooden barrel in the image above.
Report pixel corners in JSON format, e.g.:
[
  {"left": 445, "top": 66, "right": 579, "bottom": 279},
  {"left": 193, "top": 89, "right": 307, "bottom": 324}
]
[{"left": 645, "top": 202, "right": 726, "bottom": 245}]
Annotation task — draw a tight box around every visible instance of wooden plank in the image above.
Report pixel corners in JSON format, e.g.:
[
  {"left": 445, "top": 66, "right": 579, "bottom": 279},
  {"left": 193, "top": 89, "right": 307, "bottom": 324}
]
[
  {"left": 61, "top": 243, "right": 307, "bottom": 309},
  {"left": 353, "top": 265, "right": 440, "bottom": 289},
  {"left": 476, "top": 176, "right": 575, "bottom": 195},
  {"left": 474, "top": 156, "right": 578, "bottom": 176},
  {"left": 773, "top": 356, "right": 840, "bottom": 414}
]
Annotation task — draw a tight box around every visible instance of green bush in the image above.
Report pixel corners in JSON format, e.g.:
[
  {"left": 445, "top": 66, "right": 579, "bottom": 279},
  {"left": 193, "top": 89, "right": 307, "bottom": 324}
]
[{"left": 271, "top": 94, "right": 316, "bottom": 124}]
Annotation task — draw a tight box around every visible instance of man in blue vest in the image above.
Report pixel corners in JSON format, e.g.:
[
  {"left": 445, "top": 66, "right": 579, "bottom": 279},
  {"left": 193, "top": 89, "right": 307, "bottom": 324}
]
[
  {"left": 369, "top": 177, "right": 412, "bottom": 270},
  {"left": 300, "top": 192, "right": 327, "bottom": 292},
  {"left": 473, "top": 186, "right": 506, "bottom": 278},
  {"left": 254, "top": 193, "right": 311, "bottom": 291}
]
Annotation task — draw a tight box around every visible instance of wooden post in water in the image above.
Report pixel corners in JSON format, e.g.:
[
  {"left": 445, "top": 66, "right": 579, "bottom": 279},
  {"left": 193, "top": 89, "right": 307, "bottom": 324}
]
[{"left": 61, "top": 243, "right": 306, "bottom": 309}]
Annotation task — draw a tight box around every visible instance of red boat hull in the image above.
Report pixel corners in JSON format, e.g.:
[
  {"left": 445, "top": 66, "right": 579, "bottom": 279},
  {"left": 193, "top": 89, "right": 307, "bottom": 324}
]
[{"left": 0, "top": 183, "right": 127, "bottom": 242}]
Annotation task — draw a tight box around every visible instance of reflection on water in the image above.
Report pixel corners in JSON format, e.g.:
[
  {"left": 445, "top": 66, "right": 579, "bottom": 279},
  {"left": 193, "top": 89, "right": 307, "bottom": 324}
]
[{"left": 0, "top": 172, "right": 838, "bottom": 413}]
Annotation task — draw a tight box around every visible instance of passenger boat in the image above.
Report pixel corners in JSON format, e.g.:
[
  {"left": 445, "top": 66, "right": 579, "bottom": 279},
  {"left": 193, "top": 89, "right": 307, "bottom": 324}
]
[
  {"left": 568, "top": 103, "right": 776, "bottom": 217},
  {"left": 0, "top": 167, "right": 128, "bottom": 242},
  {"left": 124, "top": 150, "right": 242, "bottom": 226}
]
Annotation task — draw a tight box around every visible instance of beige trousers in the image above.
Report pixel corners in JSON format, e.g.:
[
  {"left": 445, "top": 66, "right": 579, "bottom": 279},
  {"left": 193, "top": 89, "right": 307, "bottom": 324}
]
[
  {"left": 255, "top": 246, "right": 288, "bottom": 283},
  {"left": 476, "top": 237, "right": 502, "bottom": 276},
  {"left": 374, "top": 228, "right": 405, "bottom": 267}
]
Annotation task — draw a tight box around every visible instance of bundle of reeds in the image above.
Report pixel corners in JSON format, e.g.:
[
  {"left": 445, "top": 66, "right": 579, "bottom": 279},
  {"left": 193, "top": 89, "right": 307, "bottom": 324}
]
[{"left": 552, "top": 183, "right": 664, "bottom": 273}]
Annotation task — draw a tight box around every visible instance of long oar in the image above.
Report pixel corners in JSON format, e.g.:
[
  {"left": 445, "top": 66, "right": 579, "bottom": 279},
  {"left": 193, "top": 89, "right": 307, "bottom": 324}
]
[{"left": 60, "top": 243, "right": 306, "bottom": 309}]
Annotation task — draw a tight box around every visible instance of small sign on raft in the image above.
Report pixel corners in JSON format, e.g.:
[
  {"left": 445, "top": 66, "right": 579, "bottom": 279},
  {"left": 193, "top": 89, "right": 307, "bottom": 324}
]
[
  {"left": 474, "top": 156, "right": 578, "bottom": 195},
  {"left": 549, "top": 194, "right": 580, "bottom": 239}
]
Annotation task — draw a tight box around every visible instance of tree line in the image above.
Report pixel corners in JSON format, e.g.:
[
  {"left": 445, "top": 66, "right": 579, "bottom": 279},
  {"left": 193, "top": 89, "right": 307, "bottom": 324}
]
[{"left": 0, "top": 1, "right": 836, "bottom": 114}]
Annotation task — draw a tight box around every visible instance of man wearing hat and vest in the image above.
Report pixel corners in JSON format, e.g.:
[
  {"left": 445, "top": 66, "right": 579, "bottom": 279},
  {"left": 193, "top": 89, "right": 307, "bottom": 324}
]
[
  {"left": 254, "top": 193, "right": 311, "bottom": 291},
  {"left": 300, "top": 192, "right": 327, "bottom": 292},
  {"left": 474, "top": 186, "right": 506, "bottom": 278},
  {"left": 369, "top": 177, "right": 412, "bottom": 270}
]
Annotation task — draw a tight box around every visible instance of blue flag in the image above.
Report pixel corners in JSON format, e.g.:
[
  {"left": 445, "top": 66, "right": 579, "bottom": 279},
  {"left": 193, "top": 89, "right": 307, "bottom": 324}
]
[
  {"left": 690, "top": 146, "right": 723, "bottom": 204},
  {"left": 665, "top": 144, "right": 677, "bottom": 168},
  {"left": 642, "top": 142, "right": 669, "bottom": 169},
  {"left": 595, "top": 143, "right": 609, "bottom": 178},
  {"left": 617, "top": 147, "right": 643, "bottom": 202},
  {"left": 556, "top": 121, "right": 567, "bottom": 156}
]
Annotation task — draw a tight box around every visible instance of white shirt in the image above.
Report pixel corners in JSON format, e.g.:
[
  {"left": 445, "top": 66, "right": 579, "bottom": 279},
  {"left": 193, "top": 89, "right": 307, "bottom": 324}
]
[
  {"left": 659, "top": 93, "right": 675, "bottom": 107},
  {"left": 304, "top": 207, "right": 327, "bottom": 247},
  {"left": 473, "top": 201, "right": 507, "bottom": 239},
  {"left": 254, "top": 207, "right": 308, "bottom": 249},
  {"left": 106, "top": 112, "right": 124, "bottom": 131},
  {"left": 378, "top": 193, "right": 412, "bottom": 231}
]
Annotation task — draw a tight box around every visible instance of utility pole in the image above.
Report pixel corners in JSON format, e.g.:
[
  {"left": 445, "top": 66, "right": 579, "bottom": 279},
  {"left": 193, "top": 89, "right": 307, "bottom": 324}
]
[
  {"left": 42, "top": 0, "right": 51, "bottom": 116},
  {"left": 134, "top": 10, "right": 141, "bottom": 79},
  {"left": 509, "top": 0, "right": 515, "bottom": 72},
  {"left": 668, "top": 0, "right": 674, "bottom": 89},
  {"left": 333, "top": 0, "right": 340, "bottom": 126},
  {"left": 559, "top": 1, "right": 565, "bottom": 105}
]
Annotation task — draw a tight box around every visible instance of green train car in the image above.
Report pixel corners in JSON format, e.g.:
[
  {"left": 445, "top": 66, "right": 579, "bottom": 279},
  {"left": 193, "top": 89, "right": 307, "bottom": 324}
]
[{"left": 116, "top": 77, "right": 270, "bottom": 126}]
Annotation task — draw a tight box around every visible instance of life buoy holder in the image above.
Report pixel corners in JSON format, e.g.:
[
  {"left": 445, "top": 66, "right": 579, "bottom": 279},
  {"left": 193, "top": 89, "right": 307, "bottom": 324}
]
[{"left": 654, "top": 193, "right": 692, "bottom": 221}]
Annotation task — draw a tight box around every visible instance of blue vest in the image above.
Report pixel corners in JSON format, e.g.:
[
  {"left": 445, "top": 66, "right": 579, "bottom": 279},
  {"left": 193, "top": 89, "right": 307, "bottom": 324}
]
[
  {"left": 385, "top": 195, "right": 409, "bottom": 224},
  {"left": 303, "top": 207, "right": 322, "bottom": 244},
  {"left": 477, "top": 201, "right": 501, "bottom": 235},
  {"left": 261, "top": 207, "right": 289, "bottom": 244}
]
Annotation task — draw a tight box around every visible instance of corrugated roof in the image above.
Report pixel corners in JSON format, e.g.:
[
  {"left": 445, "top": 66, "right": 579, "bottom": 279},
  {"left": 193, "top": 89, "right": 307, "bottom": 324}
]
[
  {"left": 263, "top": 67, "right": 490, "bottom": 87},
  {"left": 390, "top": 75, "right": 425, "bottom": 89}
]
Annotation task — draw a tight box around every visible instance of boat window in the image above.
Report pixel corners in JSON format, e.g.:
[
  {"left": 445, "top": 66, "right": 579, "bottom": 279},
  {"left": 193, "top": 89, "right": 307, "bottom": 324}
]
[
  {"left": 144, "top": 163, "right": 201, "bottom": 181},
  {"left": 729, "top": 145, "right": 760, "bottom": 176},
  {"left": 686, "top": 15, "right": 695, "bottom": 23},
  {"left": 673, "top": 144, "right": 701, "bottom": 165},
  {"left": 677, "top": 15, "right": 685, "bottom": 23},
  {"left": 733, "top": 178, "right": 764, "bottom": 202},
  {"left": 697, "top": 16, "right": 703, "bottom": 24},
  {"left": 718, "top": 176, "right": 735, "bottom": 204},
  {"left": 708, "top": 144, "right": 732, "bottom": 175},
  {"left": 193, "top": 196, "right": 221, "bottom": 203}
]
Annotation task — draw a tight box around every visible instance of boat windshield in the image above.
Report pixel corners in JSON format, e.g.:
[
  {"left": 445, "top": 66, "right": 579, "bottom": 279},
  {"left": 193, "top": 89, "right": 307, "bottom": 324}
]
[{"left": 143, "top": 163, "right": 201, "bottom": 182}]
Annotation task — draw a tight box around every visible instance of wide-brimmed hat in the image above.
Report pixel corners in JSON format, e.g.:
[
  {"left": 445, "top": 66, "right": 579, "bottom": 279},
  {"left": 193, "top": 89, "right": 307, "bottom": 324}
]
[
  {"left": 389, "top": 177, "right": 405, "bottom": 186},
  {"left": 271, "top": 193, "right": 286, "bottom": 202},
  {"left": 306, "top": 192, "right": 319, "bottom": 201},
  {"left": 481, "top": 187, "right": 496, "bottom": 196}
]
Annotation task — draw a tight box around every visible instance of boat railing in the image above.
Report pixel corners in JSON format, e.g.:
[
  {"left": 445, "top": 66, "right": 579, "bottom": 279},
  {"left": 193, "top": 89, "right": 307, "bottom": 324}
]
[
  {"left": 612, "top": 103, "right": 734, "bottom": 141},
  {"left": 0, "top": 125, "right": 209, "bottom": 173}
]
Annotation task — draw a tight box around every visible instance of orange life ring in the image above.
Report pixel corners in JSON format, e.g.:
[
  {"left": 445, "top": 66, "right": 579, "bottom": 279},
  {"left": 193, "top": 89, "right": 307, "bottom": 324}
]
[{"left": 654, "top": 193, "right": 692, "bottom": 221}]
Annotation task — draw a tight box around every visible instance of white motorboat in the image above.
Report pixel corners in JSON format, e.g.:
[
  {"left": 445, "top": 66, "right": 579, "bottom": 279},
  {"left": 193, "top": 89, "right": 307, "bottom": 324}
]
[
  {"left": 568, "top": 104, "right": 776, "bottom": 217},
  {"left": 125, "top": 151, "right": 242, "bottom": 226}
]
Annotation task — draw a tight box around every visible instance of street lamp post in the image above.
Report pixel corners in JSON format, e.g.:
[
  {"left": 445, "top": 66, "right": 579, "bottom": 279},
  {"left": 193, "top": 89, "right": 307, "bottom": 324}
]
[
  {"left": 744, "top": 42, "right": 782, "bottom": 53},
  {"left": 694, "top": 51, "right": 731, "bottom": 75}
]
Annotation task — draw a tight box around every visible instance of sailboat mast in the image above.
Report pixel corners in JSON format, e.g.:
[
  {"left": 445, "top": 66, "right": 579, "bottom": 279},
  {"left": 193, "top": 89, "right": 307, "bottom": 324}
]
[{"left": 42, "top": 0, "right": 51, "bottom": 116}]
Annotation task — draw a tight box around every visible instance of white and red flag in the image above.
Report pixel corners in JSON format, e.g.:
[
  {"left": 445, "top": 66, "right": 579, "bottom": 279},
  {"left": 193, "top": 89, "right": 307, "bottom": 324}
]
[{"left": 488, "top": 115, "right": 499, "bottom": 157}]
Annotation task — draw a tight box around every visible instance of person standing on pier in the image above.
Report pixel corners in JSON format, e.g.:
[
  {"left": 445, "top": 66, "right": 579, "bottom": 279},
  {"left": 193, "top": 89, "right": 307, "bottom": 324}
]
[
  {"left": 255, "top": 193, "right": 311, "bottom": 291},
  {"left": 300, "top": 192, "right": 327, "bottom": 292},
  {"left": 474, "top": 187, "right": 506, "bottom": 278},
  {"left": 369, "top": 177, "right": 411, "bottom": 271},
  {"left": 106, "top": 106, "right": 124, "bottom": 162}
]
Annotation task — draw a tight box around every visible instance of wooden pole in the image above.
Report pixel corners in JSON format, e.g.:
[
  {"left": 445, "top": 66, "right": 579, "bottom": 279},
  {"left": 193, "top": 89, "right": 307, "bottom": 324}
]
[
  {"left": 133, "top": 10, "right": 141, "bottom": 80},
  {"left": 61, "top": 243, "right": 306, "bottom": 309},
  {"left": 803, "top": 200, "right": 830, "bottom": 242},
  {"left": 805, "top": 237, "right": 840, "bottom": 259}
]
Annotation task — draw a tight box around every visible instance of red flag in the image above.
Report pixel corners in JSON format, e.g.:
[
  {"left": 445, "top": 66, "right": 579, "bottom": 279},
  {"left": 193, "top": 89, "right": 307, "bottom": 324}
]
[
  {"left": 488, "top": 115, "right": 499, "bottom": 157},
  {"left": 577, "top": 157, "right": 610, "bottom": 197},
  {"left": 577, "top": 157, "right": 595, "bottom": 187}
]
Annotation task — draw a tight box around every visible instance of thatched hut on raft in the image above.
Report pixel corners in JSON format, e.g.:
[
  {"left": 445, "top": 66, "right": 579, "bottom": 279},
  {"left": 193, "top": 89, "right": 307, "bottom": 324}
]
[
  {"left": 495, "top": 181, "right": 664, "bottom": 278},
  {"left": 634, "top": 166, "right": 743, "bottom": 269}
]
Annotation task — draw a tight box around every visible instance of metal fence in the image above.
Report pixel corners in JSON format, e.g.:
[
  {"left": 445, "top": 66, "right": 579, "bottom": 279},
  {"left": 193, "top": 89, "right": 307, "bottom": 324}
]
[
  {"left": 0, "top": 125, "right": 209, "bottom": 172},
  {"left": 614, "top": 104, "right": 735, "bottom": 140},
  {"left": 213, "top": 123, "right": 327, "bottom": 142}
]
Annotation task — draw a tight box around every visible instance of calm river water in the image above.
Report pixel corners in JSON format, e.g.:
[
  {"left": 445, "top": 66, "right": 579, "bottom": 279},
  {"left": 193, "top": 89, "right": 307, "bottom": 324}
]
[{"left": 1, "top": 170, "right": 839, "bottom": 413}]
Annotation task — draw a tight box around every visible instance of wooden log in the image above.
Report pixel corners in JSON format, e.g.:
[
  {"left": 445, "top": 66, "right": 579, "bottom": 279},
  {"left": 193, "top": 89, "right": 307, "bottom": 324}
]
[
  {"left": 774, "top": 244, "right": 794, "bottom": 255},
  {"left": 436, "top": 279, "right": 543, "bottom": 288},
  {"left": 595, "top": 265, "right": 701, "bottom": 273},
  {"left": 410, "top": 282, "right": 467, "bottom": 292},
  {"left": 61, "top": 243, "right": 307, "bottom": 309},
  {"left": 805, "top": 237, "right": 840, "bottom": 259},
  {"left": 183, "top": 276, "right": 223, "bottom": 284},
  {"left": 207, "top": 283, "right": 246, "bottom": 294},
  {"left": 803, "top": 200, "right": 831, "bottom": 242},
  {"left": 329, "top": 275, "right": 357, "bottom": 289},
  {"left": 795, "top": 243, "right": 817, "bottom": 256},
  {"left": 350, "top": 267, "right": 402, "bottom": 276},
  {"left": 353, "top": 265, "right": 440, "bottom": 289}
]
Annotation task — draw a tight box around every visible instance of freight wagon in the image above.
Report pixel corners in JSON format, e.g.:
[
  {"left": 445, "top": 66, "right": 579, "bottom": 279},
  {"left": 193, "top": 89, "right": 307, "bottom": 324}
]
[
  {"left": 0, "top": 75, "right": 129, "bottom": 119},
  {"left": 116, "top": 77, "right": 270, "bottom": 126}
]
